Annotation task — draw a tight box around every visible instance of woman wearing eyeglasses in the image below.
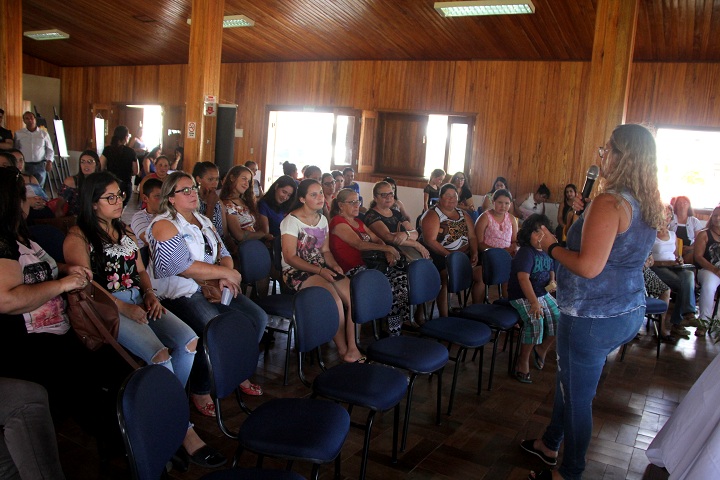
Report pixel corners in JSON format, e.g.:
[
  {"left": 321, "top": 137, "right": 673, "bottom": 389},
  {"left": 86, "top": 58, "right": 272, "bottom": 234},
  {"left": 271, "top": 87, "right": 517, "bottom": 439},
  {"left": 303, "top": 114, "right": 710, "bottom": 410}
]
[
  {"left": 280, "top": 179, "right": 363, "bottom": 362},
  {"left": 148, "top": 172, "right": 268, "bottom": 417},
  {"left": 364, "top": 181, "right": 429, "bottom": 260},
  {"left": 320, "top": 172, "right": 336, "bottom": 217},
  {"left": 63, "top": 172, "right": 226, "bottom": 468},
  {"left": 525, "top": 125, "right": 665, "bottom": 480},
  {"left": 451, "top": 172, "right": 477, "bottom": 221},
  {"left": 329, "top": 188, "right": 409, "bottom": 336}
]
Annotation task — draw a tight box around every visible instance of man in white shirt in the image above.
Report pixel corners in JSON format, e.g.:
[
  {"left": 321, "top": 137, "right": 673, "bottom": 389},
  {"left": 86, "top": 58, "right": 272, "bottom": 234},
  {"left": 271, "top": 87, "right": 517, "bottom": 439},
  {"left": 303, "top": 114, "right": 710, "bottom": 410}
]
[{"left": 14, "top": 112, "right": 54, "bottom": 187}]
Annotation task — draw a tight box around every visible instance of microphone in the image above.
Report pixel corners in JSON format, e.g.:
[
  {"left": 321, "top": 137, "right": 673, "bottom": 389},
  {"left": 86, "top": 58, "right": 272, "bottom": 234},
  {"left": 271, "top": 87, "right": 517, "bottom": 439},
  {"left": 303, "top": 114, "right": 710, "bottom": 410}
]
[{"left": 576, "top": 165, "right": 599, "bottom": 214}]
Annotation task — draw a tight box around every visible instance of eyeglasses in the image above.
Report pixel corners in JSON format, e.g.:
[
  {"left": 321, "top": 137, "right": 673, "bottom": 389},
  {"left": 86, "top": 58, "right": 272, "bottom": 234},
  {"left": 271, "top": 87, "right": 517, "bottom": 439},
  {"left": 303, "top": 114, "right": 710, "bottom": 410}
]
[
  {"left": 322, "top": 181, "right": 335, "bottom": 187},
  {"left": 80, "top": 158, "right": 96, "bottom": 164},
  {"left": 173, "top": 185, "right": 200, "bottom": 196},
  {"left": 342, "top": 200, "right": 361, "bottom": 206},
  {"left": 376, "top": 192, "right": 394, "bottom": 199},
  {"left": 99, "top": 191, "right": 126, "bottom": 205},
  {"left": 598, "top": 146, "right": 609, "bottom": 159}
]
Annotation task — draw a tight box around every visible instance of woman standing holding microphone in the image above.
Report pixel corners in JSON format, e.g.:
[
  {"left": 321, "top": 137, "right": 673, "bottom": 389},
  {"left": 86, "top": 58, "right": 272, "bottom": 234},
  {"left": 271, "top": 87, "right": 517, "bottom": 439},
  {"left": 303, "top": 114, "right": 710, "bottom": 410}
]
[{"left": 522, "top": 124, "right": 665, "bottom": 480}]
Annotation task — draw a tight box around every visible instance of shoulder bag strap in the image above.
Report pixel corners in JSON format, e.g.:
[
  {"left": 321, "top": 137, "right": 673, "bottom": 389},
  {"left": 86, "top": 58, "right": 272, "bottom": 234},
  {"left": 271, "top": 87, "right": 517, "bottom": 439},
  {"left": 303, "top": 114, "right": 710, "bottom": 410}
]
[{"left": 78, "top": 300, "right": 141, "bottom": 370}]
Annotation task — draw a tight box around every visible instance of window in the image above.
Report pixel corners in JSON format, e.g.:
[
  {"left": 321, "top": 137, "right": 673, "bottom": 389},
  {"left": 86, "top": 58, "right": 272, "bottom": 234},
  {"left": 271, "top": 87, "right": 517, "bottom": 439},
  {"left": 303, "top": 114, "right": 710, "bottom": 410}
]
[
  {"left": 264, "top": 107, "right": 359, "bottom": 183},
  {"left": 374, "top": 112, "right": 474, "bottom": 179},
  {"left": 656, "top": 127, "right": 720, "bottom": 209}
]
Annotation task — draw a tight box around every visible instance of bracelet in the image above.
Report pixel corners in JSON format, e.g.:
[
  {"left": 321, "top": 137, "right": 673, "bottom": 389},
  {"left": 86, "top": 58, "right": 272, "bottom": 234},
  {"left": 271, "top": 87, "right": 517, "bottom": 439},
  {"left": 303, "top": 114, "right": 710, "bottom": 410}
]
[
  {"left": 143, "top": 287, "right": 156, "bottom": 296},
  {"left": 406, "top": 231, "right": 411, "bottom": 240},
  {"left": 318, "top": 266, "right": 324, "bottom": 275},
  {"left": 547, "top": 242, "right": 561, "bottom": 259}
]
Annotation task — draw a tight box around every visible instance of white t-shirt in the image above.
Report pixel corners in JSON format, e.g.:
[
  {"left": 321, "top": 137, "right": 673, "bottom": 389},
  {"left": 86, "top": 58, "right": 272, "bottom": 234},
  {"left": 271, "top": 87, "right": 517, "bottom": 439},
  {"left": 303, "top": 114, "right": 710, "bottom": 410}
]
[
  {"left": 279, "top": 214, "right": 328, "bottom": 271},
  {"left": 652, "top": 231, "right": 677, "bottom": 262}
]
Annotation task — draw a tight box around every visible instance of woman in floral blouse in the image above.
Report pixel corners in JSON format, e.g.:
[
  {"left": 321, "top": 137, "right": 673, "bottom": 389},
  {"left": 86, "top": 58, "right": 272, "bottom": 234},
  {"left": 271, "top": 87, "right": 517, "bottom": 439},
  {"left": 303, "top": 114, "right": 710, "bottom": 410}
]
[{"left": 63, "top": 172, "right": 226, "bottom": 467}]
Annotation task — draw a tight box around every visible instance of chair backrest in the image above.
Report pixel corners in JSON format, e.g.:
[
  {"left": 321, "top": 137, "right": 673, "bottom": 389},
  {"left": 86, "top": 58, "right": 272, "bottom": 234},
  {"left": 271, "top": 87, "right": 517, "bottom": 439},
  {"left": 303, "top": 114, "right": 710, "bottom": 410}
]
[
  {"left": 350, "top": 269, "right": 393, "bottom": 325},
  {"left": 293, "top": 286, "right": 340, "bottom": 353},
  {"left": 407, "top": 258, "right": 441, "bottom": 306},
  {"left": 117, "top": 365, "right": 188, "bottom": 480},
  {"left": 446, "top": 251, "right": 473, "bottom": 294},
  {"left": 237, "top": 239, "right": 272, "bottom": 284},
  {"left": 29, "top": 224, "right": 66, "bottom": 263},
  {"left": 482, "top": 248, "right": 512, "bottom": 286},
  {"left": 205, "top": 312, "right": 261, "bottom": 399},
  {"left": 139, "top": 245, "right": 150, "bottom": 268}
]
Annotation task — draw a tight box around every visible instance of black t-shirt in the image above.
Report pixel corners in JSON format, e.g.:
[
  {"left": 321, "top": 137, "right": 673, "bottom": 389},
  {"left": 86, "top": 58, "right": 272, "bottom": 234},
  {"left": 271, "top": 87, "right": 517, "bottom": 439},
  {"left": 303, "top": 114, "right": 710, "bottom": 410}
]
[
  {"left": 102, "top": 145, "right": 137, "bottom": 183},
  {"left": 0, "top": 126, "right": 12, "bottom": 144}
]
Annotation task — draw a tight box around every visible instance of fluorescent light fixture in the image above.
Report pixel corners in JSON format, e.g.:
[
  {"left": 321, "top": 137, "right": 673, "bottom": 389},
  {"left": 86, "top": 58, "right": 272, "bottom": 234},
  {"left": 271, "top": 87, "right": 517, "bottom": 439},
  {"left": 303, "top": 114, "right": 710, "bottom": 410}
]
[
  {"left": 435, "top": 1, "right": 535, "bottom": 17},
  {"left": 23, "top": 29, "right": 70, "bottom": 40},
  {"left": 187, "top": 14, "right": 255, "bottom": 28}
]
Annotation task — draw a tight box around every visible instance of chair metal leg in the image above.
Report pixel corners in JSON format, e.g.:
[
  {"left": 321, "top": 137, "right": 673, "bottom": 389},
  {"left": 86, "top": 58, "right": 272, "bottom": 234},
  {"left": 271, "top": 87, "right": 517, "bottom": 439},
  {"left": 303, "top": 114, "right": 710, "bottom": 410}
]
[
  {"left": 476, "top": 345, "right": 484, "bottom": 395},
  {"left": 283, "top": 324, "right": 294, "bottom": 386},
  {"left": 435, "top": 368, "right": 443, "bottom": 425},
  {"left": 401, "top": 373, "right": 418, "bottom": 452},
  {"left": 620, "top": 342, "right": 627, "bottom": 361},
  {"left": 334, "top": 451, "right": 342, "bottom": 480},
  {"left": 358, "top": 411, "right": 376, "bottom": 480},
  {"left": 447, "top": 347, "right": 466, "bottom": 415},
  {"left": 652, "top": 315, "right": 660, "bottom": 358},
  {"left": 487, "top": 331, "right": 500, "bottom": 390},
  {"left": 391, "top": 404, "right": 399, "bottom": 463},
  {"left": 311, "top": 463, "right": 320, "bottom": 480}
]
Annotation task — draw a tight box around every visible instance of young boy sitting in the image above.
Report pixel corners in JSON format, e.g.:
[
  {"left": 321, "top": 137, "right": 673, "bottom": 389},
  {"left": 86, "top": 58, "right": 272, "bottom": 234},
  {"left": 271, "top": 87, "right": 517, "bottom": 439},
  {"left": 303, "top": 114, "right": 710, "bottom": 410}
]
[{"left": 508, "top": 214, "right": 559, "bottom": 384}]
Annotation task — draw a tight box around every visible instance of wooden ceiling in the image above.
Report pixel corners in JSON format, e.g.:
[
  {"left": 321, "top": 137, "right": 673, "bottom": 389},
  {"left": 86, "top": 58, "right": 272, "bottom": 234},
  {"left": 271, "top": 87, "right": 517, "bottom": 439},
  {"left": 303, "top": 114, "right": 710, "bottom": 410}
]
[{"left": 20, "top": 0, "right": 720, "bottom": 67}]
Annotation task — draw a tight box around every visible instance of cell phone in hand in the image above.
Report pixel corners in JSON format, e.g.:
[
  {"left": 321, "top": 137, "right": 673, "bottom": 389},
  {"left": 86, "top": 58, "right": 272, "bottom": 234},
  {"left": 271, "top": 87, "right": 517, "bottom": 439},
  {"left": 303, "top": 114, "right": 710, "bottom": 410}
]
[{"left": 332, "top": 272, "right": 345, "bottom": 281}]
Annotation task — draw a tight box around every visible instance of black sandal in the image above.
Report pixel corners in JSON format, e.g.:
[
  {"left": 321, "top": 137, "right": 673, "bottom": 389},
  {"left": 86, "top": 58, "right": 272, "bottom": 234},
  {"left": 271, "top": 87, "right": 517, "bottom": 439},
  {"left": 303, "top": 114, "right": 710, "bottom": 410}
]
[
  {"left": 520, "top": 439, "right": 557, "bottom": 466},
  {"left": 186, "top": 445, "right": 227, "bottom": 468},
  {"left": 528, "top": 469, "right": 554, "bottom": 480}
]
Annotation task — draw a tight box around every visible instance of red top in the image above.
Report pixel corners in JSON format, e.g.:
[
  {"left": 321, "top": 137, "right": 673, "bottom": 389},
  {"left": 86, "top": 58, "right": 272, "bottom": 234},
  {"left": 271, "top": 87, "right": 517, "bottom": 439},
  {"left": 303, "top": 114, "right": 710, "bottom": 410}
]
[{"left": 329, "top": 215, "right": 371, "bottom": 273}]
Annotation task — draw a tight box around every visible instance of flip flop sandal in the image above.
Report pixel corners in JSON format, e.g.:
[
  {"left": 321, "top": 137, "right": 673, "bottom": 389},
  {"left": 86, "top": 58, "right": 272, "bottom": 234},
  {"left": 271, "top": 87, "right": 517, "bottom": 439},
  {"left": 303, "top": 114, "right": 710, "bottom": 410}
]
[
  {"left": 520, "top": 439, "right": 557, "bottom": 466},
  {"left": 515, "top": 371, "right": 532, "bottom": 384}
]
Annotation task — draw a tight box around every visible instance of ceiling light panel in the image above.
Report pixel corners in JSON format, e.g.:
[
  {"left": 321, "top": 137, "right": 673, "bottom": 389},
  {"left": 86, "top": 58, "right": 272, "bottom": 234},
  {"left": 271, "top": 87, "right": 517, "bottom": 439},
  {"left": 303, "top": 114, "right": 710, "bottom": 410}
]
[
  {"left": 24, "top": 29, "right": 70, "bottom": 40},
  {"left": 435, "top": 1, "right": 535, "bottom": 17},
  {"left": 187, "top": 15, "right": 255, "bottom": 28}
]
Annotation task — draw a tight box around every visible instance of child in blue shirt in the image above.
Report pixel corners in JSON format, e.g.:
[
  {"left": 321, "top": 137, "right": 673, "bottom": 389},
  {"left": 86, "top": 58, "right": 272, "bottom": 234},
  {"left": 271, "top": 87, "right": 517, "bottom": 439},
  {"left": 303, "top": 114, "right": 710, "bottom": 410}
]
[{"left": 508, "top": 214, "right": 559, "bottom": 384}]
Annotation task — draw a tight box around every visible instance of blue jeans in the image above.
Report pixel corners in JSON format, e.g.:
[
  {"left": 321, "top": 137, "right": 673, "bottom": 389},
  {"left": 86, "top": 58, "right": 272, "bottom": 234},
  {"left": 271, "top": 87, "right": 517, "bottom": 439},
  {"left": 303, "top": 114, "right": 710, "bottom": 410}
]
[
  {"left": 651, "top": 267, "right": 695, "bottom": 324},
  {"left": 541, "top": 309, "right": 644, "bottom": 480},
  {"left": 162, "top": 290, "right": 268, "bottom": 395},
  {"left": 24, "top": 162, "right": 47, "bottom": 189},
  {"left": 114, "top": 289, "right": 197, "bottom": 387}
]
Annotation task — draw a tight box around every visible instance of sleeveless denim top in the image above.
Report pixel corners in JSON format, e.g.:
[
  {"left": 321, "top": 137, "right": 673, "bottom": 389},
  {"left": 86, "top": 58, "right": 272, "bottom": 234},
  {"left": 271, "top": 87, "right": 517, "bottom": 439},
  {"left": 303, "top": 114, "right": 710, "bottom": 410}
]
[{"left": 557, "top": 190, "right": 655, "bottom": 318}]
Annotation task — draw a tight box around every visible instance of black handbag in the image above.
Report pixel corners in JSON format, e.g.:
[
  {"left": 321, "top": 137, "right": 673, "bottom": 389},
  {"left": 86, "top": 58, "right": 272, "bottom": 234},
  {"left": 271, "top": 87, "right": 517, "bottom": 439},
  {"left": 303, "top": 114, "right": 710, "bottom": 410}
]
[{"left": 361, "top": 250, "right": 390, "bottom": 273}]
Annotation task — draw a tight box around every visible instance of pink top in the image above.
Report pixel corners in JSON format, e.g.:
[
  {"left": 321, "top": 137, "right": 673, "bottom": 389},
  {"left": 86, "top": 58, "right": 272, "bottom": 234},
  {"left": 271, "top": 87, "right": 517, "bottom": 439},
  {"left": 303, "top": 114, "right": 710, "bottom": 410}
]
[{"left": 483, "top": 211, "right": 512, "bottom": 248}]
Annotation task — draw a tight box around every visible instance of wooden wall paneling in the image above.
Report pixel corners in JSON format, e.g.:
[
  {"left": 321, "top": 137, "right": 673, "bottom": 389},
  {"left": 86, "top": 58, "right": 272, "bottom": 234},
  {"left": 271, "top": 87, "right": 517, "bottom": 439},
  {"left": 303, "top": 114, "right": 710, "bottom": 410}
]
[
  {"left": 156, "top": 64, "right": 187, "bottom": 107},
  {"left": 132, "top": 66, "right": 160, "bottom": 104},
  {"left": 22, "top": 54, "right": 60, "bottom": 78},
  {"left": 627, "top": 62, "right": 720, "bottom": 128},
  {"left": 1, "top": 0, "right": 23, "bottom": 131}
]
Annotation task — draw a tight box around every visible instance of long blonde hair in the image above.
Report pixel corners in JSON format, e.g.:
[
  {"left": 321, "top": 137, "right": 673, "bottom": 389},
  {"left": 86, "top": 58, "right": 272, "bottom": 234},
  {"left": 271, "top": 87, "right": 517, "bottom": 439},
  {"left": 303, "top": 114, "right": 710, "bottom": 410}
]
[{"left": 599, "top": 124, "right": 665, "bottom": 229}]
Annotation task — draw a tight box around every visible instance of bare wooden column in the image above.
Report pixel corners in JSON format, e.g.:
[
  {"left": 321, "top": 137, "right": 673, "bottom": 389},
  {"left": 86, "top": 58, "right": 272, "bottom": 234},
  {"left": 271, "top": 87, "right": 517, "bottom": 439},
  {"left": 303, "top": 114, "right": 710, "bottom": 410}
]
[
  {"left": 580, "top": 0, "right": 640, "bottom": 167},
  {"left": 184, "top": 0, "right": 225, "bottom": 174},
  {"left": 0, "top": 0, "right": 23, "bottom": 131}
]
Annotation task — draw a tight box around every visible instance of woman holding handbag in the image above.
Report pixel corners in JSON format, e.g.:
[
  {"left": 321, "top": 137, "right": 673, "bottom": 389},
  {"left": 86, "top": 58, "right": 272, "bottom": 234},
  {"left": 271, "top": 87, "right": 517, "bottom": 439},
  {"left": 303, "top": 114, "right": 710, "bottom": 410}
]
[
  {"left": 63, "top": 172, "right": 226, "bottom": 469},
  {"left": 329, "top": 188, "right": 410, "bottom": 336},
  {"left": 364, "top": 180, "right": 430, "bottom": 262},
  {"left": 149, "top": 171, "right": 268, "bottom": 415}
]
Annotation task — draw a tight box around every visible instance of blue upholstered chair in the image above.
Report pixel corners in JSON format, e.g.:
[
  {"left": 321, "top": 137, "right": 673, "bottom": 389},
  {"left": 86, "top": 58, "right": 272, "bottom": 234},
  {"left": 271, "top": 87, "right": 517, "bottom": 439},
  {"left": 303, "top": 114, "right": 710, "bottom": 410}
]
[
  {"left": 448, "top": 249, "right": 522, "bottom": 390},
  {"left": 409, "top": 258, "right": 493, "bottom": 415},
  {"left": 236, "top": 239, "right": 295, "bottom": 385},
  {"left": 204, "top": 314, "right": 350, "bottom": 480},
  {"left": 293, "top": 286, "right": 408, "bottom": 480},
  {"left": 117, "top": 364, "right": 307, "bottom": 480},
  {"left": 29, "top": 223, "right": 66, "bottom": 263},
  {"left": 350, "top": 269, "right": 449, "bottom": 452}
]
